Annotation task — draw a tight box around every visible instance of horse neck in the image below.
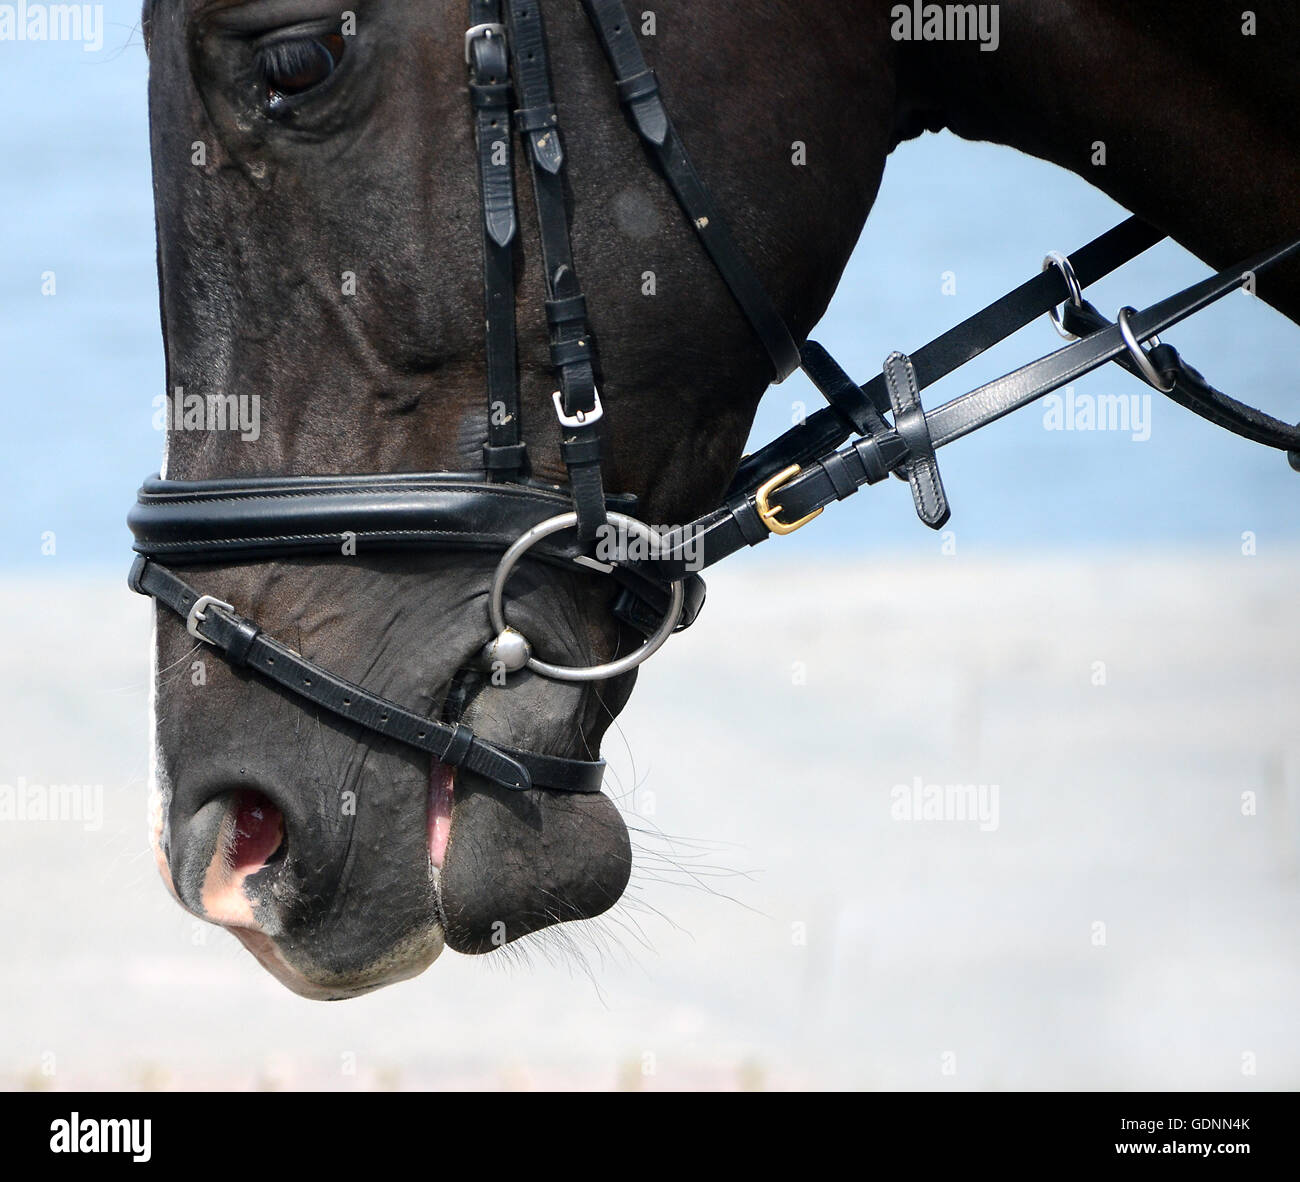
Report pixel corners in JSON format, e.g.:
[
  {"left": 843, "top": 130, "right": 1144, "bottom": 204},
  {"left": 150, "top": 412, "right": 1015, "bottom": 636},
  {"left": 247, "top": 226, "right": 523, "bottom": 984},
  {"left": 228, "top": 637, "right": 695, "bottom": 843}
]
[
  {"left": 894, "top": 0, "right": 1300, "bottom": 321},
  {"left": 534, "top": 0, "right": 897, "bottom": 521}
]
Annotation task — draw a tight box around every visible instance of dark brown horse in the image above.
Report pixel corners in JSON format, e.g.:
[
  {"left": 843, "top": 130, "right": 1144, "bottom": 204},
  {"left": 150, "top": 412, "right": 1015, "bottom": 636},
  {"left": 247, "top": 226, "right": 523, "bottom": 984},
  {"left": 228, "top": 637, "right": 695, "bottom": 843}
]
[{"left": 138, "top": 0, "right": 1298, "bottom": 997}]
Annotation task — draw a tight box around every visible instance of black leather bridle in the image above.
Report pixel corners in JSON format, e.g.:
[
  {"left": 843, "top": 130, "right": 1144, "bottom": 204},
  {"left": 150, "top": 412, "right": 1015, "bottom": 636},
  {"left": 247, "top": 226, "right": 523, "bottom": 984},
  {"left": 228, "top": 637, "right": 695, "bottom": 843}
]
[{"left": 129, "top": 0, "right": 1300, "bottom": 796}]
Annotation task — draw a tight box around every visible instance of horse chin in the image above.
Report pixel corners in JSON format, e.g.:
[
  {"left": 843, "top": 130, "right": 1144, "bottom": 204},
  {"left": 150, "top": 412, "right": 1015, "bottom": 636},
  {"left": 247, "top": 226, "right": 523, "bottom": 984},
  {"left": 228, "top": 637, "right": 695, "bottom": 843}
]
[
  {"left": 230, "top": 926, "right": 444, "bottom": 1002},
  {"left": 156, "top": 768, "right": 449, "bottom": 998},
  {"left": 437, "top": 781, "right": 632, "bottom": 955},
  {"left": 429, "top": 670, "right": 635, "bottom": 954},
  {"left": 149, "top": 682, "right": 626, "bottom": 995}
]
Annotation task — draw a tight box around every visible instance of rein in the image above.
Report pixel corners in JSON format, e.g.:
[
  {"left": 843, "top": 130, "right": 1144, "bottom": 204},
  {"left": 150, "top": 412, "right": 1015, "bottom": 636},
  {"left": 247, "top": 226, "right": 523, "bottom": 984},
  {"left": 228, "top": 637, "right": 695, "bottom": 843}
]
[{"left": 130, "top": 0, "right": 1300, "bottom": 794}]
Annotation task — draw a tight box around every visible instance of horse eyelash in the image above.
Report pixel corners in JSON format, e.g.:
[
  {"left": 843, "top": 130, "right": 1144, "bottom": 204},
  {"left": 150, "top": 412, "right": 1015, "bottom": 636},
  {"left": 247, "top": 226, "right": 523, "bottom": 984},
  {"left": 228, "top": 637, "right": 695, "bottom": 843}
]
[{"left": 253, "top": 37, "right": 336, "bottom": 88}]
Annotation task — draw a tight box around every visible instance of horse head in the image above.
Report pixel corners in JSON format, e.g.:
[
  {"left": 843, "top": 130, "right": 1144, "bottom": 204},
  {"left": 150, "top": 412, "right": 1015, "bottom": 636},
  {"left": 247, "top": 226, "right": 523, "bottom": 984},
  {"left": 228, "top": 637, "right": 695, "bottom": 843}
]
[
  {"left": 138, "top": 0, "right": 890, "bottom": 996},
  {"left": 137, "top": 0, "right": 1298, "bottom": 998}
]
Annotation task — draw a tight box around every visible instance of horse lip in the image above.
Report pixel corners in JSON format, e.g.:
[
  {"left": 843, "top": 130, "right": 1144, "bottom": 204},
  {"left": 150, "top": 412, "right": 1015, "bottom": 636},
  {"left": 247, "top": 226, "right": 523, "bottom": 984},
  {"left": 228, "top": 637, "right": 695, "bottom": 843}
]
[{"left": 428, "top": 762, "right": 455, "bottom": 872}]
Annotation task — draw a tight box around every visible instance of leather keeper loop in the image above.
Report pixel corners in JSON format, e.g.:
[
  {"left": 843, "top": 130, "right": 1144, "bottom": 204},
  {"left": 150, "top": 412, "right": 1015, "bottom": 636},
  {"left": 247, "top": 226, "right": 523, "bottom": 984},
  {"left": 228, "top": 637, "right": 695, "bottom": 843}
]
[
  {"left": 1147, "top": 342, "right": 1181, "bottom": 384},
  {"left": 550, "top": 338, "right": 593, "bottom": 368},
  {"left": 224, "top": 617, "right": 262, "bottom": 667},
  {"left": 442, "top": 723, "right": 474, "bottom": 768},
  {"left": 893, "top": 404, "right": 933, "bottom": 467},
  {"left": 616, "top": 69, "right": 660, "bottom": 104},
  {"left": 546, "top": 295, "right": 588, "bottom": 327},
  {"left": 128, "top": 554, "right": 149, "bottom": 595},
  {"left": 470, "top": 82, "right": 512, "bottom": 109},
  {"left": 515, "top": 104, "right": 558, "bottom": 133},
  {"left": 483, "top": 442, "right": 528, "bottom": 470},
  {"left": 851, "top": 436, "right": 893, "bottom": 486},
  {"left": 727, "top": 494, "right": 770, "bottom": 547},
  {"left": 819, "top": 452, "right": 858, "bottom": 501},
  {"left": 560, "top": 435, "right": 602, "bottom": 465}
]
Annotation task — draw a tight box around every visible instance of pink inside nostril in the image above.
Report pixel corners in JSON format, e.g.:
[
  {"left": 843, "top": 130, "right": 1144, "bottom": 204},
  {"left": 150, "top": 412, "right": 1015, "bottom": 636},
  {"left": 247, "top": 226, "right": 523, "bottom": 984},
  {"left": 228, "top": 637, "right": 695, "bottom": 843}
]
[
  {"left": 227, "top": 790, "right": 284, "bottom": 873},
  {"left": 197, "top": 790, "right": 285, "bottom": 929}
]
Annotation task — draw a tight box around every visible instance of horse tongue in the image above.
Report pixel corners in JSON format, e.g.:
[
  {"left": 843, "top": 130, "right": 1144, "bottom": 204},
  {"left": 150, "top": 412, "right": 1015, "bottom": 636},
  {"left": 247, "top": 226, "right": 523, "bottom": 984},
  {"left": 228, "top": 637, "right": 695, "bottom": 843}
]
[{"left": 427, "top": 763, "right": 455, "bottom": 869}]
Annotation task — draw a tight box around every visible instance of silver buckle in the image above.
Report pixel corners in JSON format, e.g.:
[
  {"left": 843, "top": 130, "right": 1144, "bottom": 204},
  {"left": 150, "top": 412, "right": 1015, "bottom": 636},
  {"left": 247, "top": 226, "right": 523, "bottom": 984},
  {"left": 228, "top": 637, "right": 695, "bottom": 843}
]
[
  {"left": 186, "top": 594, "right": 234, "bottom": 643},
  {"left": 552, "top": 387, "right": 603, "bottom": 428},
  {"left": 464, "top": 22, "right": 505, "bottom": 64}
]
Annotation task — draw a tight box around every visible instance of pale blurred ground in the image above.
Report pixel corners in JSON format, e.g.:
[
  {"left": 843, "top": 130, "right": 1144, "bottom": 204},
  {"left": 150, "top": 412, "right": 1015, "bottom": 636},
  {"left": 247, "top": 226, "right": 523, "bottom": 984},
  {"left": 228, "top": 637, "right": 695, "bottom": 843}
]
[{"left": 2, "top": 550, "right": 1297, "bottom": 1091}]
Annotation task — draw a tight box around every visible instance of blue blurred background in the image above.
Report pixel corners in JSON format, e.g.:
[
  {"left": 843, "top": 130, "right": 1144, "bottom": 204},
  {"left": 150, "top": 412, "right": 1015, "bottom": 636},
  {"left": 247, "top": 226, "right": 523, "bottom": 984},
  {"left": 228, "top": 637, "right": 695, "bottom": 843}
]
[{"left": 2, "top": 24, "right": 1297, "bottom": 570}]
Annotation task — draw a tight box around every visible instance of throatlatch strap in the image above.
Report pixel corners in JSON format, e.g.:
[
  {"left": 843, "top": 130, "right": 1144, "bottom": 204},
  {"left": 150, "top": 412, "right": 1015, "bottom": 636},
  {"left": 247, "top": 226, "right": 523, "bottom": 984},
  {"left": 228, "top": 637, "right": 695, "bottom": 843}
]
[
  {"left": 580, "top": 0, "right": 801, "bottom": 383},
  {"left": 505, "top": 0, "right": 606, "bottom": 541},
  {"left": 468, "top": 2, "right": 526, "bottom": 479}
]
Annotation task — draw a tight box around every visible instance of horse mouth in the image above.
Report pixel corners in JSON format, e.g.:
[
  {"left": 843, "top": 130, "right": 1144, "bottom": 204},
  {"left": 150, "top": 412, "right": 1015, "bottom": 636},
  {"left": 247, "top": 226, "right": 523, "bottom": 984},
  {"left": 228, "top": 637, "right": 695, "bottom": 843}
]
[
  {"left": 428, "top": 763, "right": 454, "bottom": 869},
  {"left": 428, "top": 666, "right": 488, "bottom": 872}
]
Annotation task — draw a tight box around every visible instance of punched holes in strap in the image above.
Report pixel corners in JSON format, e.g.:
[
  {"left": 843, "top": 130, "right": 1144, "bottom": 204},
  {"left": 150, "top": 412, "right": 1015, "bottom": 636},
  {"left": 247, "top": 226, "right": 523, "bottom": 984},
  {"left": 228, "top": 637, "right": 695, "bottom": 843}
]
[
  {"left": 505, "top": 0, "right": 608, "bottom": 539},
  {"left": 470, "top": 6, "right": 524, "bottom": 479},
  {"left": 506, "top": 0, "right": 564, "bottom": 174},
  {"left": 583, "top": 0, "right": 669, "bottom": 144},
  {"left": 131, "top": 558, "right": 605, "bottom": 792},
  {"left": 560, "top": 432, "right": 607, "bottom": 542},
  {"left": 470, "top": 89, "right": 516, "bottom": 248},
  {"left": 883, "top": 351, "right": 950, "bottom": 529}
]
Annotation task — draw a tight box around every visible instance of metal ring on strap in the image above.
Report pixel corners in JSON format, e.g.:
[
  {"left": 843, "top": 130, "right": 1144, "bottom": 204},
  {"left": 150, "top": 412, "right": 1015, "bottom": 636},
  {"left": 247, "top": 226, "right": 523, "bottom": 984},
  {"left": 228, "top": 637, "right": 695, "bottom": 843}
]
[
  {"left": 488, "top": 511, "right": 685, "bottom": 681},
  {"left": 1042, "top": 251, "right": 1085, "bottom": 341},
  {"left": 1116, "top": 305, "right": 1174, "bottom": 393}
]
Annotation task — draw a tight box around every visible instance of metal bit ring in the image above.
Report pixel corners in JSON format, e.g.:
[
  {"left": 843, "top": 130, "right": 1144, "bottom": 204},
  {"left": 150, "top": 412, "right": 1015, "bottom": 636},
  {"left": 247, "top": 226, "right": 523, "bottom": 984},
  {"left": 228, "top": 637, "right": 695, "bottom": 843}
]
[{"left": 487, "top": 511, "right": 685, "bottom": 682}]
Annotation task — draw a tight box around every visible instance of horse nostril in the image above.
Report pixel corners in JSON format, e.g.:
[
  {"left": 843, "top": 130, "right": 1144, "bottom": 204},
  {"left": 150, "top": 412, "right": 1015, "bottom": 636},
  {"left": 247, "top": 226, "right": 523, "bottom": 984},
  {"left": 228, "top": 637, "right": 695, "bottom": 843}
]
[
  {"left": 227, "top": 789, "right": 285, "bottom": 874},
  {"left": 166, "top": 787, "right": 289, "bottom": 931}
]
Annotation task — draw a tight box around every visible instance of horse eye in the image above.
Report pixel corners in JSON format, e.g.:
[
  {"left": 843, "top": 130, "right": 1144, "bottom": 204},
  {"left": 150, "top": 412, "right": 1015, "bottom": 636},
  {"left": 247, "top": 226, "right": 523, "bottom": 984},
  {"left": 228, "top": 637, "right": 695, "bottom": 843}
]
[{"left": 255, "top": 33, "right": 345, "bottom": 102}]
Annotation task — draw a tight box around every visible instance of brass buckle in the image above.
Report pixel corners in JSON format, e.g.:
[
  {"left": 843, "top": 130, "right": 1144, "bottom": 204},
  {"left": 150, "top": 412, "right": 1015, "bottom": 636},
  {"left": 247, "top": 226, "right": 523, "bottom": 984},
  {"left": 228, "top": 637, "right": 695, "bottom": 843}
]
[{"left": 754, "top": 464, "right": 822, "bottom": 535}]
